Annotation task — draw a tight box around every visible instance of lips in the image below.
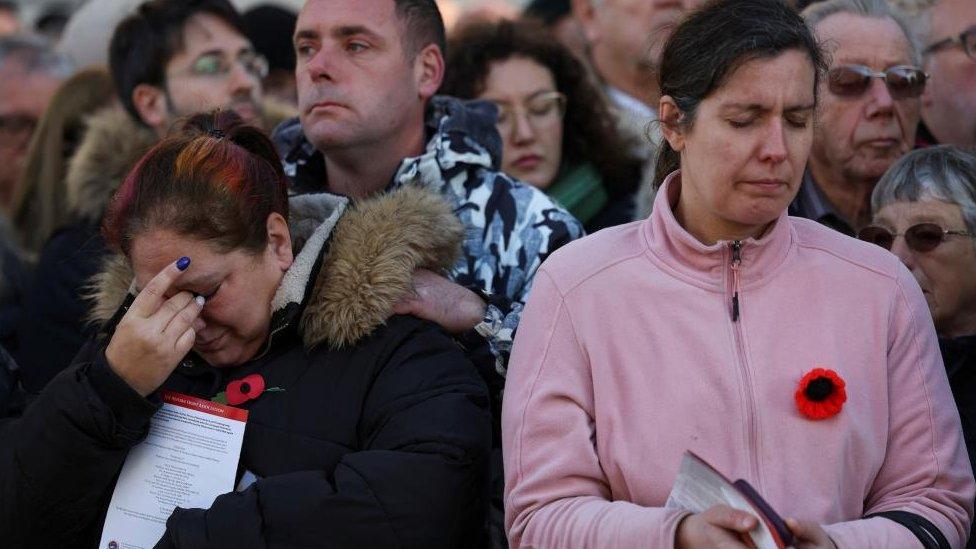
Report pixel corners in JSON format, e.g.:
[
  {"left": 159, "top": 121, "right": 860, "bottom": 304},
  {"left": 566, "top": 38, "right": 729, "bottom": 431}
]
[
  {"left": 512, "top": 154, "right": 542, "bottom": 170},
  {"left": 308, "top": 101, "right": 346, "bottom": 115},
  {"left": 195, "top": 331, "right": 227, "bottom": 352},
  {"left": 742, "top": 179, "right": 788, "bottom": 192}
]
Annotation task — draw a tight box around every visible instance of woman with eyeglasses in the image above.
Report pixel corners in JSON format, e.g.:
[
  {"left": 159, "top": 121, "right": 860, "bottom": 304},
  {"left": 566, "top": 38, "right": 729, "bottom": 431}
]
[
  {"left": 441, "top": 19, "right": 642, "bottom": 233},
  {"left": 861, "top": 146, "right": 976, "bottom": 547},
  {"left": 502, "top": 1, "right": 974, "bottom": 548}
]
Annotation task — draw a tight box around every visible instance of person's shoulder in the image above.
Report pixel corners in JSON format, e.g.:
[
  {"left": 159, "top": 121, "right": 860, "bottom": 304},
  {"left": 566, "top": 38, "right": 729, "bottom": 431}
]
[
  {"left": 538, "top": 221, "right": 648, "bottom": 294},
  {"left": 790, "top": 216, "right": 908, "bottom": 283}
]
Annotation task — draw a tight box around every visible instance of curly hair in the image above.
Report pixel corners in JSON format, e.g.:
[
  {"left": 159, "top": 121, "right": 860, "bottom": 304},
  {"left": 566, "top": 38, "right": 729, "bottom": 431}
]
[{"left": 440, "top": 19, "right": 638, "bottom": 196}]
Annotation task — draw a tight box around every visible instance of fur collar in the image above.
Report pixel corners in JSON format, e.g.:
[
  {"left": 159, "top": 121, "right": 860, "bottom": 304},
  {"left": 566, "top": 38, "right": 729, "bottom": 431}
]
[
  {"left": 67, "top": 101, "right": 297, "bottom": 225},
  {"left": 89, "top": 186, "right": 464, "bottom": 349},
  {"left": 66, "top": 107, "right": 157, "bottom": 224}
]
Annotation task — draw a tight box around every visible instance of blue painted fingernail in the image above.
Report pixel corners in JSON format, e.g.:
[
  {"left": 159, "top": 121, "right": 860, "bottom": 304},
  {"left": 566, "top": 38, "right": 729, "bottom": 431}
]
[{"left": 176, "top": 257, "right": 191, "bottom": 271}]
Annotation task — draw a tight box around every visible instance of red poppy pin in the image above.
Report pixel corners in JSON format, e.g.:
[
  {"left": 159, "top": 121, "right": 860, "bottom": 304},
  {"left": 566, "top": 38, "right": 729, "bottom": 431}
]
[
  {"left": 212, "top": 374, "right": 284, "bottom": 406},
  {"left": 795, "top": 368, "right": 846, "bottom": 420}
]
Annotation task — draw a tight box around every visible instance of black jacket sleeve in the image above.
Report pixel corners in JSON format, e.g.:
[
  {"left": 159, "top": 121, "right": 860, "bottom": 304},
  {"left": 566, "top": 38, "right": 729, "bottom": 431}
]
[
  {"left": 0, "top": 341, "right": 158, "bottom": 546},
  {"left": 156, "top": 320, "right": 492, "bottom": 549}
]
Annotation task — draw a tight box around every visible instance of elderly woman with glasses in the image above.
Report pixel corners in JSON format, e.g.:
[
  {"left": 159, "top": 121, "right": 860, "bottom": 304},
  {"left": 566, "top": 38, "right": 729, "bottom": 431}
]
[
  {"left": 441, "top": 19, "right": 642, "bottom": 233},
  {"left": 860, "top": 146, "right": 976, "bottom": 484}
]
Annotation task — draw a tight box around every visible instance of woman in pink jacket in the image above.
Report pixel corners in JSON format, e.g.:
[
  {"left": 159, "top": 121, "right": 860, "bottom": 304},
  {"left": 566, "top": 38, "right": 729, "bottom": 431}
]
[{"left": 502, "top": 0, "right": 975, "bottom": 547}]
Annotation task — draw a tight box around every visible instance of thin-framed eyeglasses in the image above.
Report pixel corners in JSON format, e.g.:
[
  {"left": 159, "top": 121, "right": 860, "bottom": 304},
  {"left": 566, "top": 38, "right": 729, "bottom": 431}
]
[
  {"left": 490, "top": 91, "right": 567, "bottom": 135},
  {"left": 827, "top": 65, "right": 928, "bottom": 100},
  {"left": 169, "top": 50, "right": 270, "bottom": 81},
  {"left": 857, "top": 222, "right": 976, "bottom": 253},
  {"left": 924, "top": 25, "right": 976, "bottom": 61}
]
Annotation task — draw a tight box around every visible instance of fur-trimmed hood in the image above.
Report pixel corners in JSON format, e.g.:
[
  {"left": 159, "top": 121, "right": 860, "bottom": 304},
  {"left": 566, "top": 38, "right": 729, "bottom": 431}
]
[
  {"left": 89, "top": 186, "right": 464, "bottom": 350},
  {"left": 66, "top": 101, "right": 297, "bottom": 224}
]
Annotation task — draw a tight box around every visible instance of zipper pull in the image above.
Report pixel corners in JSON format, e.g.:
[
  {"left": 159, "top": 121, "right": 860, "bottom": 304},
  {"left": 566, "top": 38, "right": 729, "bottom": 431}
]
[{"left": 731, "top": 240, "right": 742, "bottom": 322}]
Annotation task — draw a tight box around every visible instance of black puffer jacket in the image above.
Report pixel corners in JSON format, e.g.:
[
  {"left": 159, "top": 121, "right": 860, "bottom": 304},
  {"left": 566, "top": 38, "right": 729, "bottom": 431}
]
[
  {"left": 0, "top": 187, "right": 492, "bottom": 548},
  {"left": 942, "top": 335, "right": 976, "bottom": 549}
]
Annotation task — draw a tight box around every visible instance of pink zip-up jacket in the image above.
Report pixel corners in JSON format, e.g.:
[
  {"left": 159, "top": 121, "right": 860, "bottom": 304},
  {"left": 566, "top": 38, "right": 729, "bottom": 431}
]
[{"left": 503, "top": 172, "right": 975, "bottom": 548}]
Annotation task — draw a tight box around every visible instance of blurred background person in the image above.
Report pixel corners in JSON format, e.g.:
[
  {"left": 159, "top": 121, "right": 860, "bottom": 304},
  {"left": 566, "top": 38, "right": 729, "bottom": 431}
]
[
  {"left": 861, "top": 145, "right": 976, "bottom": 546},
  {"left": 794, "top": 0, "right": 925, "bottom": 236},
  {"left": 56, "top": 0, "right": 143, "bottom": 70},
  {"left": 571, "top": 0, "right": 702, "bottom": 221},
  {"left": 522, "top": 0, "right": 586, "bottom": 60},
  {"left": 451, "top": 1, "right": 518, "bottom": 33},
  {"left": 916, "top": 0, "right": 976, "bottom": 149},
  {"left": 0, "top": 34, "right": 72, "bottom": 209},
  {"left": 9, "top": 68, "right": 115, "bottom": 256},
  {"left": 13, "top": 0, "right": 292, "bottom": 394},
  {"left": 0, "top": 1, "right": 18, "bottom": 36},
  {"left": 243, "top": 4, "right": 298, "bottom": 105},
  {"left": 442, "top": 19, "right": 641, "bottom": 232}
]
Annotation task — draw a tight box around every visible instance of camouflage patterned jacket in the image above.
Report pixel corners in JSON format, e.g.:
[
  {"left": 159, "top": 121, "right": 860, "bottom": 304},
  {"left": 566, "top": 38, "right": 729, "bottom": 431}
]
[{"left": 273, "top": 96, "right": 584, "bottom": 380}]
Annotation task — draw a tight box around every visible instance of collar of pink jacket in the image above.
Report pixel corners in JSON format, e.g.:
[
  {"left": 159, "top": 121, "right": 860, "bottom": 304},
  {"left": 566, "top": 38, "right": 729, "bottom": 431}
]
[{"left": 645, "top": 171, "right": 794, "bottom": 290}]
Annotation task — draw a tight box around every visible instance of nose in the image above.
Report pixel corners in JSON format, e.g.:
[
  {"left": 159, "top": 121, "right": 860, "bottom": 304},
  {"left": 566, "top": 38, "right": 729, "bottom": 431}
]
[
  {"left": 305, "top": 47, "right": 336, "bottom": 83},
  {"left": 510, "top": 109, "right": 536, "bottom": 145},
  {"left": 228, "top": 60, "right": 257, "bottom": 95},
  {"left": 758, "top": 118, "right": 788, "bottom": 163},
  {"left": 889, "top": 236, "right": 916, "bottom": 269},
  {"left": 865, "top": 77, "right": 895, "bottom": 118}
]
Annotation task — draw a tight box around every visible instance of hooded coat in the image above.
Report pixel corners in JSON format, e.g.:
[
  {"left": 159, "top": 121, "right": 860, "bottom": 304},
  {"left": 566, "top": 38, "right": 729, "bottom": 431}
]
[
  {"left": 0, "top": 186, "right": 491, "bottom": 548},
  {"left": 14, "top": 103, "right": 295, "bottom": 393}
]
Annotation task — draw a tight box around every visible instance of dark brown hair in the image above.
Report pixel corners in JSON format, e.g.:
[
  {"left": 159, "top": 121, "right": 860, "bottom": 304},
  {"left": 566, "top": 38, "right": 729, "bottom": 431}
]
[
  {"left": 109, "top": 0, "right": 248, "bottom": 125},
  {"left": 103, "top": 110, "right": 289, "bottom": 255},
  {"left": 395, "top": 0, "right": 447, "bottom": 57},
  {"left": 654, "top": 0, "right": 827, "bottom": 188},
  {"left": 440, "top": 19, "right": 639, "bottom": 195}
]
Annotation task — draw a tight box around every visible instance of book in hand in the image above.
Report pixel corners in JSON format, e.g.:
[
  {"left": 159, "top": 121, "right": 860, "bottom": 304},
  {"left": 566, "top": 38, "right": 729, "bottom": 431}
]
[{"left": 665, "top": 451, "right": 794, "bottom": 549}]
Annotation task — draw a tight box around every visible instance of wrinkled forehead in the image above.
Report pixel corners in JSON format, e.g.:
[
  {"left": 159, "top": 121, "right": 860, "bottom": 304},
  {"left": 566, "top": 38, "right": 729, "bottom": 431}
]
[
  {"left": 296, "top": 0, "right": 401, "bottom": 40},
  {"left": 816, "top": 13, "right": 914, "bottom": 67},
  {"left": 875, "top": 197, "right": 966, "bottom": 223}
]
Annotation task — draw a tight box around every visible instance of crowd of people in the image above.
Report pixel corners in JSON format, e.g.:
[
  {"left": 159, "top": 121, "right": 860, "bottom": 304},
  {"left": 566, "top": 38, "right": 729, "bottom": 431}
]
[{"left": 0, "top": 0, "right": 973, "bottom": 547}]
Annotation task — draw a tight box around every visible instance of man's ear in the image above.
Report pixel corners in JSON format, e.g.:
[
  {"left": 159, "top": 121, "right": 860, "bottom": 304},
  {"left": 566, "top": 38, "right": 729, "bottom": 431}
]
[
  {"left": 131, "top": 83, "right": 169, "bottom": 134},
  {"left": 266, "top": 212, "right": 293, "bottom": 271},
  {"left": 571, "top": 0, "right": 600, "bottom": 46},
  {"left": 658, "top": 96, "right": 686, "bottom": 152},
  {"left": 414, "top": 43, "right": 445, "bottom": 100}
]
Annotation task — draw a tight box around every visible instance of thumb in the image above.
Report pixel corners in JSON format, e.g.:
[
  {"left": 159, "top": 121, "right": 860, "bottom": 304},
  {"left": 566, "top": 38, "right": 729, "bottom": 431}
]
[
  {"left": 787, "top": 518, "right": 816, "bottom": 542},
  {"left": 704, "top": 505, "right": 758, "bottom": 533}
]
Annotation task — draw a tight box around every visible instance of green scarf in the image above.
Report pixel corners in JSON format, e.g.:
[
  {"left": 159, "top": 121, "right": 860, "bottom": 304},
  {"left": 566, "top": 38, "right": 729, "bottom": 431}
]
[{"left": 547, "top": 162, "right": 608, "bottom": 226}]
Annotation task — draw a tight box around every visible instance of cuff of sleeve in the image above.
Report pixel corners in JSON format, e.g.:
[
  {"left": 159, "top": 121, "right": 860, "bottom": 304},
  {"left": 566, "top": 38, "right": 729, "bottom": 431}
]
[
  {"left": 86, "top": 350, "right": 160, "bottom": 435},
  {"left": 823, "top": 516, "right": 926, "bottom": 549}
]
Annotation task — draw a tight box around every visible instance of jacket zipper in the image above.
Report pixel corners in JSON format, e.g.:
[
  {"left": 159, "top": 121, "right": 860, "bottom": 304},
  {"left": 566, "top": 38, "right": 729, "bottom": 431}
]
[
  {"left": 731, "top": 241, "right": 742, "bottom": 322},
  {"left": 728, "top": 240, "right": 762, "bottom": 489}
]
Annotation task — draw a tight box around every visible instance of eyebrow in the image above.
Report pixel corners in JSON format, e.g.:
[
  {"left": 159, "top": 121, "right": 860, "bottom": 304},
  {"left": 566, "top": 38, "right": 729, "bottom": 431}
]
[
  {"left": 332, "top": 24, "right": 383, "bottom": 43},
  {"left": 720, "top": 102, "right": 816, "bottom": 114},
  {"left": 486, "top": 89, "right": 557, "bottom": 104},
  {"left": 294, "top": 25, "right": 385, "bottom": 47},
  {"left": 193, "top": 46, "right": 254, "bottom": 61}
]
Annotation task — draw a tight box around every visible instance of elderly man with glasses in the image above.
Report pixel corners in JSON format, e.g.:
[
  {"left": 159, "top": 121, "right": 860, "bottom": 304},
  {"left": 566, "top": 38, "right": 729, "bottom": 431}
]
[
  {"left": 916, "top": 0, "right": 976, "bottom": 149},
  {"left": 791, "top": 0, "right": 926, "bottom": 236},
  {"left": 861, "top": 145, "right": 976, "bottom": 548}
]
